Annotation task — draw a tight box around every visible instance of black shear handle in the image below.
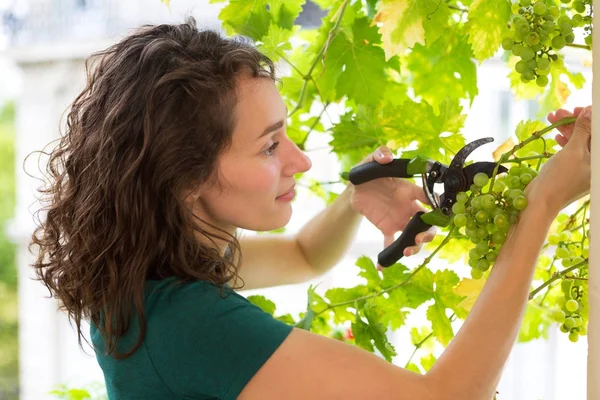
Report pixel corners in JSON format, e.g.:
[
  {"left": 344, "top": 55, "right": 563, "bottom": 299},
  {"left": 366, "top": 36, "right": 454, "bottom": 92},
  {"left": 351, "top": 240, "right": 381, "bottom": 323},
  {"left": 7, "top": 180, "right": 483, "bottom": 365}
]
[
  {"left": 349, "top": 159, "right": 412, "bottom": 185},
  {"left": 379, "top": 211, "right": 432, "bottom": 267}
]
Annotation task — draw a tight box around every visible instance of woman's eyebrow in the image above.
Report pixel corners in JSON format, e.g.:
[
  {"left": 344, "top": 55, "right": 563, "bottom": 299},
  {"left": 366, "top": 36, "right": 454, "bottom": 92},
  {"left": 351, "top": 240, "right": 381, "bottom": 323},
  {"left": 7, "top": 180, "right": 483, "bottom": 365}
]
[{"left": 257, "top": 105, "right": 288, "bottom": 140}]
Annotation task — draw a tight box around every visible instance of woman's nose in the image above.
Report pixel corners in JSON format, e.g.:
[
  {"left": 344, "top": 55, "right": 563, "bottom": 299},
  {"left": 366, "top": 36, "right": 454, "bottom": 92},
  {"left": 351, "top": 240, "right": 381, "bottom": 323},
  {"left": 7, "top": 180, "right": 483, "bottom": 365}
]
[{"left": 284, "top": 143, "right": 312, "bottom": 176}]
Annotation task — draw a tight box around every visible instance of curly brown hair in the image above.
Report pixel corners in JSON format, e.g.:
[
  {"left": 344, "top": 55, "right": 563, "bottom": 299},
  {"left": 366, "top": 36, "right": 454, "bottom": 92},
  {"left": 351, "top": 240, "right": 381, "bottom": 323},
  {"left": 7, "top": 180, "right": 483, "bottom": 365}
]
[{"left": 28, "top": 16, "right": 277, "bottom": 359}]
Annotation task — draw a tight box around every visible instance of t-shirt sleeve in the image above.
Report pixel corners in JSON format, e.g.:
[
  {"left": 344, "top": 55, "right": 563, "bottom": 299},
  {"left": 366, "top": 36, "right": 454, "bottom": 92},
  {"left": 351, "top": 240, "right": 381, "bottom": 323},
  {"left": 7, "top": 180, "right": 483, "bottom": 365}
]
[{"left": 144, "top": 281, "right": 294, "bottom": 400}]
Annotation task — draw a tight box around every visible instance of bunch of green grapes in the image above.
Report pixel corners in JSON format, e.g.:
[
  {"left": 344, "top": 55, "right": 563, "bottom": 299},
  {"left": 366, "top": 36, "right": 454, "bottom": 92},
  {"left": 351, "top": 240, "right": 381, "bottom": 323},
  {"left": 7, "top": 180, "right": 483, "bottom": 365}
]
[
  {"left": 502, "top": 0, "right": 591, "bottom": 87},
  {"left": 451, "top": 164, "right": 535, "bottom": 279},
  {"left": 569, "top": 0, "right": 594, "bottom": 45},
  {"left": 546, "top": 230, "right": 588, "bottom": 341},
  {"left": 550, "top": 278, "right": 587, "bottom": 342}
]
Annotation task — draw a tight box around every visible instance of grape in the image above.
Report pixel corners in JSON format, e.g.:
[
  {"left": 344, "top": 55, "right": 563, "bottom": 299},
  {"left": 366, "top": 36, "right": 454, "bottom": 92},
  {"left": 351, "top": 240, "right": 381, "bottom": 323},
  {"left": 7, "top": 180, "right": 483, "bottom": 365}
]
[
  {"left": 559, "top": 231, "right": 572, "bottom": 242},
  {"left": 536, "top": 75, "right": 549, "bottom": 87},
  {"left": 552, "top": 309, "right": 566, "bottom": 323},
  {"left": 481, "top": 194, "right": 495, "bottom": 210},
  {"left": 552, "top": 36, "right": 566, "bottom": 50},
  {"left": 566, "top": 299, "right": 579, "bottom": 312},
  {"left": 569, "top": 331, "right": 579, "bottom": 343},
  {"left": 513, "top": 196, "right": 528, "bottom": 211},
  {"left": 494, "top": 214, "right": 509, "bottom": 229},
  {"left": 537, "top": 57, "right": 550, "bottom": 70},
  {"left": 502, "top": 38, "right": 514, "bottom": 50},
  {"left": 454, "top": 213, "right": 468, "bottom": 227},
  {"left": 556, "top": 247, "right": 570, "bottom": 259},
  {"left": 473, "top": 172, "right": 490, "bottom": 187},
  {"left": 548, "top": 234, "right": 560, "bottom": 245},
  {"left": 515, "top": 60, "right": 528, "bottom": 74},
  {"left": 471, "top": 268, "right": 483, "bottom": 279},
  {"left": 477, "top": 259, "right": 490, "bottom": 271},
  {"left": 525, "top": 32, "right": 540, "bottom": 46},
  {"left": 564, "top": 33, "right": 575, "bottom": 44},
  {"left": 573, "top": 0, "right": 586, "bottom": 12},
  {"left": 565, "top": 317, "right": 576, "bottom": 329},
  {"left": 520, "top": 47, "right": 535, "bottom": 61},
  {"left": 452, "top": 202, "right": 466, "bottom": 214},
  {"left": 533, "top": 2, "right": 547, "bottom": 15}
]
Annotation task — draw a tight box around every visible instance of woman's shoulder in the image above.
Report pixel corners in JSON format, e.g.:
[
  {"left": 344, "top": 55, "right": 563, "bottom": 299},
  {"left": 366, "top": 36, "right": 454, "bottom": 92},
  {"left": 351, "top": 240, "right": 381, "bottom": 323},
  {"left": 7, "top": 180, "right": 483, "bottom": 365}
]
[{"left": 144, "top": 277, "right": 248, "bottom": 313}]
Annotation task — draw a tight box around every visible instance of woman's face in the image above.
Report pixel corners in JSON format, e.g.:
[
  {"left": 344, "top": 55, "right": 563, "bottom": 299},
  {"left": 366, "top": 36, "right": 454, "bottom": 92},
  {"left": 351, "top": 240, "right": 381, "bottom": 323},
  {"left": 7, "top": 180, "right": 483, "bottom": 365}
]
[{"left": 192, "top": 72, "right": 312, "bottom": 235}]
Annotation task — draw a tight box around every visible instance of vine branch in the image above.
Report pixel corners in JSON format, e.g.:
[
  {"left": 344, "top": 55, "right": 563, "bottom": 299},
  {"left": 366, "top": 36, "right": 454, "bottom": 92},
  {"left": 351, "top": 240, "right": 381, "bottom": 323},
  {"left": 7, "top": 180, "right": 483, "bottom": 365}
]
[{"left": 529, "top": 259, "right": 588, "bottom": 300}]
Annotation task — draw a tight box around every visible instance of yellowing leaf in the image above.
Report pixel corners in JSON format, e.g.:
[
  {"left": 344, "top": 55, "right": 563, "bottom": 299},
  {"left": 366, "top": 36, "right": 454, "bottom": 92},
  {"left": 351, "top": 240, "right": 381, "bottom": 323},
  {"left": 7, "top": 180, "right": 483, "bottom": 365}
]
[
  {"left": 492, "top": 137, "right": 515, "bottom": 161},
  {"left": 374, "top": 0, "right": 424, "bottom": 60},
  {"left": 466, "top": 0, "right": 511, "bottom": 61},
  {"left": 453, "top": 278, "right": 485, "bottom": 312}
]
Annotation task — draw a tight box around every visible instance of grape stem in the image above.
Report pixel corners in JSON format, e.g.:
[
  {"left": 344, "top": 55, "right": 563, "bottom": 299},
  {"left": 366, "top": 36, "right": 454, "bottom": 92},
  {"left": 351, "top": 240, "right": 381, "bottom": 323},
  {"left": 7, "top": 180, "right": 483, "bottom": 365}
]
[
  {"left": 503, "top": 153, "right": 552, "bottom": 163},
  {"left": 287, "top": 0, "right": 349, "bottom": 117},
  {"left": 528, "top": 259, "right": 588, "bottom": 300},
  {"left": 314, "top": 226, "right": 457, "bottom": 317},
  {"left": 565, "top": 43, "right": 591, "bottom": 50},
  {"left": 404, "top": 312, "right": 457, "bottom": 368},
  {"left": 487, "top": 117, "right": 578, "bottom": 194},
  {"left": 404, "top": 332, "right": 434, "bottom": 368}
]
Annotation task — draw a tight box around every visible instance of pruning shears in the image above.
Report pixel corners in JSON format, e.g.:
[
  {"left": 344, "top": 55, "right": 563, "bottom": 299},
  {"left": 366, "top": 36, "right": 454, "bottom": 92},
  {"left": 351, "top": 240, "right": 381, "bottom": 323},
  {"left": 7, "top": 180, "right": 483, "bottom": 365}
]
[{"left": 348, "top": 137, "right": 508, "bottom": 268}]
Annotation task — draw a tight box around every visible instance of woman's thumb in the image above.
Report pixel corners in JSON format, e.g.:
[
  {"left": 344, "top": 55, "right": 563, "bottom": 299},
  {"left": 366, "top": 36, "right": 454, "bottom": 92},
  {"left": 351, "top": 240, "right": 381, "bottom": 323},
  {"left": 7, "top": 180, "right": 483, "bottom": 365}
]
[{"left": 571, "top": 106, "right": 592, "bottom": 150}]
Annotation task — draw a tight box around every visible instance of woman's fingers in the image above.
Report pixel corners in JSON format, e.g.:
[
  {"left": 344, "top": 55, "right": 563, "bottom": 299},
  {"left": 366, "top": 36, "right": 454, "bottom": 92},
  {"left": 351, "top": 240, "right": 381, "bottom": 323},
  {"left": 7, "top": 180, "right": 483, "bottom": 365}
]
[{"left": 548, "top": 108, "right": 584, "bottom": 139}]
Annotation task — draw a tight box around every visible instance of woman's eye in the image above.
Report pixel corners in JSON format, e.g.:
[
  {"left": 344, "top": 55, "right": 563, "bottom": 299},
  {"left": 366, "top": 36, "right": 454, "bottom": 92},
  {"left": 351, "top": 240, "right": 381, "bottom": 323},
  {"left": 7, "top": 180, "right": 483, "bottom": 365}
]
[{"left": 263, "top": 142, "right": 280, "bottom": 156}]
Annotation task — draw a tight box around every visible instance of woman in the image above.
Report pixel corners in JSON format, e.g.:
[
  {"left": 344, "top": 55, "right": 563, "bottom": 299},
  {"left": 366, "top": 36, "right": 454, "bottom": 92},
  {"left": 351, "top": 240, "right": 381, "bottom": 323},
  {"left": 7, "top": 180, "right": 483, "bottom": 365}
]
[{"left": 30, "top": 17, "right": 591, "bottom": 400}]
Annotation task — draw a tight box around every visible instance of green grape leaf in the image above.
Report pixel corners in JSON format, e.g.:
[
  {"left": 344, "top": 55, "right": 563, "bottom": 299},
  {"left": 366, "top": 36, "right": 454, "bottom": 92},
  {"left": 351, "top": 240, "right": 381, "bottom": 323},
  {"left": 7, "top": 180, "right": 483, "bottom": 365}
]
[
  {"left": 325, "top": 285, "right": 370, "bottom": 323},
  {"left": 276, "top": 313, "right": 297, "bottom": 325},
  {"left": 465, "top": 0, "right": 511, "bottom": 61},
  {"left": 434, "top": 269, "right": 468, "bottom": 319},
  {"left": 373, "top": 289, "right": 410, "bottom": 330},
  {"left": 407, "top": 32, "right": 478, "bottom": 106},
  {"left": 403, "top": 266, "right": 435, "bottom": 308},
  {"left": 420, "top": 353, "right": 437, "bottom": 372},
  {"left": 409, "top": 327, "right": 436, "bottom": 356},
  {"left": 381, "top": 262, "right": 411, "bottom": 289},
  {"left": 356, "top": 256, "right": 382, "bottom": 287},
  {"left": 257, "top": 24, "right": 297, "bottom": 62},
  {"left": 247, "top": 295, "right": 277, "bottom": 315},
  {"left": 351, "top": 315, "right": 375, "bottom": 352},
  {"left": 425, "top": 232, "right": 472, "bottom": 264},
  {"left": 363, "top": 302, "right": 398, "bottom": 361},
  {"left": 426, "top": 302, "right": 453, "bottom": 346},
  {"left": 518, "top": 302, "right": 552, "bottom": 342},
  {"left": 406, "top": 362, "right": 422, "bottom": 374},
  {"left": 269, "top": 0, "right": 306, "bottom": 30},
  {"left": 307, "top": 284, "right": 328, "bottom": 313},
  {"left": 385, "top": 98, "right": 466, "bottom": 165},
  {"left": 307, "top": 179, "right": 339, "bottom": 205},
  {"left": 513, "top": 120, "right": 557, "bottom": 158},
  {"left": 365, "top": 0, "right": 379, "bottom": 18},
  {"left": 316, "top": 17, "right": 388, "bottom": 105},
  {"left": 538, "top": 60, "right": 586, "bottom": 119},
  {"left": 217, "top": 0, "right": 272, "bottom": 40}
]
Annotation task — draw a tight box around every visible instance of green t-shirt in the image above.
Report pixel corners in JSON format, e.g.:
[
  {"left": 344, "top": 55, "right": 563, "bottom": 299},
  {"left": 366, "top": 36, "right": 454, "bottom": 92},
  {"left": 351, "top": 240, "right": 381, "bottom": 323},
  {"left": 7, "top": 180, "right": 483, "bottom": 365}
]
[{"left": 90, "top": 278, "right": 293, "bottom": 399}]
